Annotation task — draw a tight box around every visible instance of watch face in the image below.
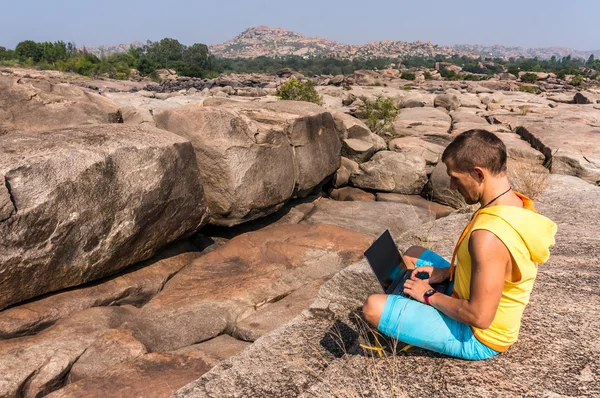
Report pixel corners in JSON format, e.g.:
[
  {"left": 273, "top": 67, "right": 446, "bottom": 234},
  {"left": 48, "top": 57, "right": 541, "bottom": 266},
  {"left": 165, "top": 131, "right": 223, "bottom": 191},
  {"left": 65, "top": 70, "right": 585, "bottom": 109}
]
[{"left": 424, "top": 289, "right": 437, "bottom": 297}]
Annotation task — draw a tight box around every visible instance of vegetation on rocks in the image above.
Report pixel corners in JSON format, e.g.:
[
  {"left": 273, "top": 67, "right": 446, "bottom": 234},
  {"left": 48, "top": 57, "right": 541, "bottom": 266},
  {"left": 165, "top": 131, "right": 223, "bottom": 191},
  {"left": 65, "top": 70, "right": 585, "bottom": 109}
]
[
  {"left": 277, "top": 78, "right": 322, "bottom": 104},
  {"left": 356, "top": 96, "right": 398, "bottom": 135},
  {"left": 520, "top": 72, "right": 539, "bottom": 83}
]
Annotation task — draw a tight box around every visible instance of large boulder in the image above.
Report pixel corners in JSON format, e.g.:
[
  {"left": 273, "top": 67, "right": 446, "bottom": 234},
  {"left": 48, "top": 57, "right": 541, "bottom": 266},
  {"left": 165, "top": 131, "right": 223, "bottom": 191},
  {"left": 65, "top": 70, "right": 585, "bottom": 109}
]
[
  {"left": 434, "top": 94, "right": 460, "bottom": 111},
  {"left": 388, "top": 136, "right": 445, "bottom": 166},
  {"left": 350, "top": 151, "right": 428, "bottom": 194},
  {"left": 124, "top": 224, "right": 371, "bottom": 352},
  {"left": 0, "top": 76, "right": 122, "bottom": 133},
  {"left": 155, "top": 101, "right": 341, "bottom": 226},
  {"left": 0, "top": 125, "right": 208, "bottom": 310}
]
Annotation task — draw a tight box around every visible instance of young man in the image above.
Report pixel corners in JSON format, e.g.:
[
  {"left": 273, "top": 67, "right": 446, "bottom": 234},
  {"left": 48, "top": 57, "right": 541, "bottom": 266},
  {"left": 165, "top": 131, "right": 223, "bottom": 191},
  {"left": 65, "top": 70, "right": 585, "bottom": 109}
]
[{"left": 362, "top": 129, "right": 557, "bottom": 360}]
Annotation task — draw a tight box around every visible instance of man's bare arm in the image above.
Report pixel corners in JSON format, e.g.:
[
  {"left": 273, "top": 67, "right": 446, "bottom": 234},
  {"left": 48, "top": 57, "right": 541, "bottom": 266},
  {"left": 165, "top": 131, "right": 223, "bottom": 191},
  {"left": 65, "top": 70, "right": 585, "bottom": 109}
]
[{"left": 403, "top": 230, "right": 508, "bottom": 329}]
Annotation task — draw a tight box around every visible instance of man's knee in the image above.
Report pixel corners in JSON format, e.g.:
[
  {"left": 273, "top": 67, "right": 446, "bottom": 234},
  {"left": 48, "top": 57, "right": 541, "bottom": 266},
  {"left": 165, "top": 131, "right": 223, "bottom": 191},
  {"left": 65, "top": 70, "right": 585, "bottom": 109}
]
[
  {"left": 362, "top": 294, "right": 387, "bottom": 328},
  {"left": 403, "top": 245, "right": 428, "bottom": 269}
]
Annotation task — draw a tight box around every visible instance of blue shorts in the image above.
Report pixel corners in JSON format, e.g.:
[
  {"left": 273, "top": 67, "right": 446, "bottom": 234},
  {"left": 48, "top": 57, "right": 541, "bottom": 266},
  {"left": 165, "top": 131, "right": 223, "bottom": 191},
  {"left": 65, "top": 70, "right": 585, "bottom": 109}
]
[{"left": 377, "top": 250, "right": 499, "bottom": 360}]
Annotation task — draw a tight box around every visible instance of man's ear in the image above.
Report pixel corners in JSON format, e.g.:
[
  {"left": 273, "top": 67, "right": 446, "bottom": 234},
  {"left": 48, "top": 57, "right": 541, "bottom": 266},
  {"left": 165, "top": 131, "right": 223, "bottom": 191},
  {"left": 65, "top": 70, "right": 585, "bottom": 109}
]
[{"left": 472, "top": 166, "right": 485, "bottom": 183}]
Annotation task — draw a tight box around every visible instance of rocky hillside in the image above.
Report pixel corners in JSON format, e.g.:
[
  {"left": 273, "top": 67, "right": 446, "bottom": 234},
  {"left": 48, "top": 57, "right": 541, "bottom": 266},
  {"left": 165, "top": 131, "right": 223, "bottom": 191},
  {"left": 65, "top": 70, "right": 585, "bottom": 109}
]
[
  {"left": 81, "top": 41, "right": 145, "bottom": 56},
  {"left": 209, "top": 26, "right": 474, "bottom": 59},
  {"left": 209, "top": 26, "right": 599, "bottom": 60}
]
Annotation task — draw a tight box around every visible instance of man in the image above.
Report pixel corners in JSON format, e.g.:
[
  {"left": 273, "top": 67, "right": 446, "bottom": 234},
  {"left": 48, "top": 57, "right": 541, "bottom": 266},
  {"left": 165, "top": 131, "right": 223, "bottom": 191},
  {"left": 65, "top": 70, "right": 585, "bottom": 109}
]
[{"left": 362, "top": 129, "right": 557, "bottom": 360}]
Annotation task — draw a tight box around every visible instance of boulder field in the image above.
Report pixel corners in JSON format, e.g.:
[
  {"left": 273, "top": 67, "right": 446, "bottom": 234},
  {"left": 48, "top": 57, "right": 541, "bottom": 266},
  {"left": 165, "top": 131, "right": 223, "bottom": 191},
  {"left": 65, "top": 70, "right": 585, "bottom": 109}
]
[{"left": 0, "top": 68, "right": 599, "bottom": 397}]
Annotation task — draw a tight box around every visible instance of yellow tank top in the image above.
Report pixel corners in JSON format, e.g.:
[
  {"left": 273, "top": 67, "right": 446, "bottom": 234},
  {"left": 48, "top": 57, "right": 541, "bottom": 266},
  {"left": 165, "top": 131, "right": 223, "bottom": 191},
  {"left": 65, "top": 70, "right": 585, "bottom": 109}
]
[{"left": 452, "top": 193, "right": 547, "bottom": 352}]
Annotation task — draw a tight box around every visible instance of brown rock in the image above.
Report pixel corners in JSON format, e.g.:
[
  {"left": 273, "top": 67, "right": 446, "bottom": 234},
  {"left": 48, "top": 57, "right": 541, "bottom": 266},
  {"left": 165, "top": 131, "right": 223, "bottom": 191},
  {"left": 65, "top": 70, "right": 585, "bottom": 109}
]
[
  {"left": 177, "top": 334, "right": 251, "bottom": 365},
  {"left": 233, "top": 277, "right": 328, "bottom": 341},
  {"left": 0, "top": 306, "right": 134, "bottom": 398},
  {"left": 0, "top": 241, "right": 200, "bottom": 339},
  {"left": 330, "top": 186, "right": 376, "bottom": 202},
  {"left": 0, "top": 125, "right": 208, "bottom": 310},
  {"left": 332, "top": 157, "right": 359, "bottom": 188},
  {"left": 350, "top": 151, "right": 428, "bottom": 194},
  {"left": 68, "top": 328, "right": 147, "bottom": 383},
  {"left": 125, "top": 224, "right": 371, "bottom": 352},
  {"left": 301, "top": 199, "right": 435, "bottom": 240},
  {"left": 155, "top": 101, "right": 341, "bottom": 226},
  {"left": 393, "top": 107, "right": 453, "bottom": 140},
  {"left": 376, "top": 193, "right": 454, "bottom": 219},
  {"left": 434, "top": 94, "right": 460, "bottom": 111},
  {"left": 47, "top": 352, "right": 213, "bottom": 398},
  {"left": 0, "top": 75, "right": 121, "bottom": 132},
  {"left": 388, "top": 136, "right": 445, "bottom": 166}
]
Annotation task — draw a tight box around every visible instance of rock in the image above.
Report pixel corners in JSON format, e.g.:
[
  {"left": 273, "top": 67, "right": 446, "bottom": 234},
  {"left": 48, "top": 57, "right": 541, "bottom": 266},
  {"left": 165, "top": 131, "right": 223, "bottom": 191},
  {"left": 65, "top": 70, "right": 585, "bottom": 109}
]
[
  {"left": 155, "top": 101, "right": 341, "bottom": 226},
  {"left": 301, "top": 199, "right": 435, "bottom": 240},
  {"left": 350, "top": 151, "right": 428, "bottom": 194},
  {"left": 434, "top": 94, "right": 460, "bottom": 111},
  {"left": 233, "top": 277, "right": 328, "bottom": 342},
  {"left": 0, "top": 75, "right": 122, "bottom": 132},
  {"left": 388, "top": 136, "right": 445, "bottom": 166},
  {"left": 0, "top": 125, "right": 208, "bottom": 310},
  {"left": 574, "top": 91, "right": 600, "bottom": 104},
  {"left": 183, "top": 335, "right": 251, "bottom": 365},
  {"left": 376, "top": 193, "right": 454, "bottom": 219},
  {"left": 352, "top": 70, "right": 380, "bottom": 86},
  {"left": 425, "top": 161, "right": 469, "bottom": 209},
  {"left": 333, "top": 112, "right": 371, "bottom": 140},
  {"left": 330, "top": 187, "right": 376, "bottom": 202},
  {"left": 0, "top": 307, "right": 134, "bottom": 398},
  {"left": 124, "top": 224, "right": 371, "bottom": 352},
  {"left": 342, "top": 138, "right": 376, "bottom": 163},
  {"left": 455, "top": 93, "right": 484, "bottom": 109},
  {"left": 332, "top": 157, "right": 359, "bottom": 188},
  {"left": 393, "top": 107, "right": 453, "bottom": 140},
  {"left": 48, "top": 351, "right": 213, "bottom": 398},
  {"left": 0, "top": 241, "right": 200, "bottom": 339},
  {"left": 68, "top": 328, "right": 148, "bottom": 382},
  {"left": 518, "top": 71, "right": 549, "bottom": 80}
]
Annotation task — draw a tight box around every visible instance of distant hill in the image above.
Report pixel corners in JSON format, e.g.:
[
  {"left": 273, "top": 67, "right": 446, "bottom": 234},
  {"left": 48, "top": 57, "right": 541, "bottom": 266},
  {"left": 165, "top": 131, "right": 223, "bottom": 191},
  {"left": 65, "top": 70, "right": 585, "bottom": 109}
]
[
  {"left": 208, "top": 26, "right": 473, "bottom": 59},
  {"left": 80, "top": 41, "right": 144, "bottom": 57},
  {"left": 453, "top": 44, "right": 600, "bottom": 60}
]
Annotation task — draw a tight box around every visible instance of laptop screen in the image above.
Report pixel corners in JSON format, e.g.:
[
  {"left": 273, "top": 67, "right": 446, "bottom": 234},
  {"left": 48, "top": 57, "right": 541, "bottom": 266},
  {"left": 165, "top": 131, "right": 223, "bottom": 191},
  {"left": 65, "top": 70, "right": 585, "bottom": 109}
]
[{"left": 364, "top": 230, "right": 409, "bottom": 293}]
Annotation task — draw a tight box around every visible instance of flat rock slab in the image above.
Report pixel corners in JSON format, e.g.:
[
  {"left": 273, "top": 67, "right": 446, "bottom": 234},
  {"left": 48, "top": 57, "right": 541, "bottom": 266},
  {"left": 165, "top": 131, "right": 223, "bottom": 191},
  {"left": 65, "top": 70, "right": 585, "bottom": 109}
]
[
  {"left": 179, "top": 335, "right": 251, "bottom": 365},
  {"left": 393, "top": 107, "right": 452, "bottom": 139},
  {"left": 0, "top": 241, "right": 201, "bottom": 339},
  {"left": 0, "top": 124, "right": 208, "bottom": 310},
  {"left": 233, "top": 277, "right": 328, "bottom": 342},
  {"left": 300, "top": 198, "right": 436, "bottom": 240},
  {"left": 173, "top": 175, "right": 600, "bottom": 398},
  {"left": 375, "top": 193, "right": 454, "bottom": 219},
  {"left": 126, "top": 224, "right": 372, "bottom": 352},
  {"left": 0, "top": 306, "right": 135, "bottom": 398},
  {"left": 48, "top": 351, "right": 213, "bottom": 398},
  {"left": 487, "top": 105, "right": 600, "bottom": 185},
  {"left": 0, "top": 76, "right": 121, "bottom": 133}
]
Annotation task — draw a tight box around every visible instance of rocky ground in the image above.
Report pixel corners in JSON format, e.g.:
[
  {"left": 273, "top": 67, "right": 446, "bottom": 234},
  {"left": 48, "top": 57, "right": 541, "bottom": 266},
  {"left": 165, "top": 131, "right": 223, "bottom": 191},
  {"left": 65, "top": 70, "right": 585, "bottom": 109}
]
[{"left": 0, "top": 67, "right": 599, "bottom": 398}]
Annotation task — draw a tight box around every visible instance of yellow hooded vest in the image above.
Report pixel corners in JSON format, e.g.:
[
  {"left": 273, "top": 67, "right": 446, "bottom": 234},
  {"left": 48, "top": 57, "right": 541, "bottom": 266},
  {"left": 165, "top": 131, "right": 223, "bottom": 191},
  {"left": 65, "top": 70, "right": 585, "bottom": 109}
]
[{"left": 452, "top": 192, "right": 557, "bottom": 352}]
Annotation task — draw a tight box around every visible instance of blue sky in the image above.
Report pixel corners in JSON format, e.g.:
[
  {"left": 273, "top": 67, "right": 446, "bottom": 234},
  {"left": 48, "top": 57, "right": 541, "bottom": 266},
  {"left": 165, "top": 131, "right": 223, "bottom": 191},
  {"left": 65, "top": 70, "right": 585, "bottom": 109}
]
[{"left": 1, "top": 0, "right": 598, "bottom": 50}]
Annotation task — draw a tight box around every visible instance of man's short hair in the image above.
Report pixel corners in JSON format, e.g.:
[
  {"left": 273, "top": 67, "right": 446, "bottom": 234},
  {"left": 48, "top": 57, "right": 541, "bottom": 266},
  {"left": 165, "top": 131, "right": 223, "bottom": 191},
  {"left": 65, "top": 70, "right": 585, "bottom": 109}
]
[{"left": 441, "top": 129, "right": 507, "bottom": 175}]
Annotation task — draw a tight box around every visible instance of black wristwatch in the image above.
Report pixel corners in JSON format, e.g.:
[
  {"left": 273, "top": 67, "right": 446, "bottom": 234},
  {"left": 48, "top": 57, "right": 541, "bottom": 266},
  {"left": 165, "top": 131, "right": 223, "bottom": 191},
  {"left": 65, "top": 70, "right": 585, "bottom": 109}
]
[{"left": 424, "top": 289, "right": 437, "bottom": 306}]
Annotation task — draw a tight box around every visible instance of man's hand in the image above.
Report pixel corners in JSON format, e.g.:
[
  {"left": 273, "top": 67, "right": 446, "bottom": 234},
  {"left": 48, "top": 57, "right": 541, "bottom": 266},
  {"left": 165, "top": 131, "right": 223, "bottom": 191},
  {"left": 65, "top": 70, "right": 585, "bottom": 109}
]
[
  {"left": 410, "top": 266, "right": 449, "bottom": 284},
  {"left": 403, "top": 273, "right": 433, "bottom": 304}
]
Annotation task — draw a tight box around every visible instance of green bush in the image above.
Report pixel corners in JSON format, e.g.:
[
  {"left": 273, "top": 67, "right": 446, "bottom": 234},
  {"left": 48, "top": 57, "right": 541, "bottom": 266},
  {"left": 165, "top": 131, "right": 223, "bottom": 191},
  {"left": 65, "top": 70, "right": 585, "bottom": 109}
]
[
  {"left": 356, "top": 95, "right": 398, "bottom": 134},
  {"left": 277, "top": 78, "right": 322, "bottom": 105},
  {"left": 367, "top": 81, "right": 383, "bottom": 86},
  {"left": 424, "top": 71, "right": 432, "bottom": 80},
  {"left": 571, "top": 75, "right": 584, "bottom": 86},
  {"left": 518, "top": 85, "right": 536, "bottom": 94},
  {"left": 401, "top": 72, "right": 415, "bottom": 80},
  {"left": 520, "top": 73, "right": 538, "bottom": 83}
]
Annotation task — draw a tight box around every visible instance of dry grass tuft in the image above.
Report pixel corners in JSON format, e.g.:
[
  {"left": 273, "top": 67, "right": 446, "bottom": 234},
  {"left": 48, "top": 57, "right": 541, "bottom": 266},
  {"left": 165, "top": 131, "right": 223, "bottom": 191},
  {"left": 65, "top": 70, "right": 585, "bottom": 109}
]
[{"left": 508, "top": 160, "right": 550, "bottom": 200}]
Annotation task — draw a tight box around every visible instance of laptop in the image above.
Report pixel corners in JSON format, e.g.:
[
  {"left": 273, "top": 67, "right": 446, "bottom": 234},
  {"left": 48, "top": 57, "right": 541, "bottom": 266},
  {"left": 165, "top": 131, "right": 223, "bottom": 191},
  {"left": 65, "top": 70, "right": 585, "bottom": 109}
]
[{"left": 364, "top": 230, "right": 449, "bottom": 297}]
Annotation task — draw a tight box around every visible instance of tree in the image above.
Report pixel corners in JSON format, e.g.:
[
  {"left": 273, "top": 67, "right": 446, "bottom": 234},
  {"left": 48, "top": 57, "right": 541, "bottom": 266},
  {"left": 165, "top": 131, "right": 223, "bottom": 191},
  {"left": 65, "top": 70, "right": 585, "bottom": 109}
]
[
  {"left": 277, "top": 78, "right": 322, "bottom": 105},
  {"left": 143, "top": 38, "right": 184, "bottom": 67},
  {"left": 182, "top": 43, "right": 214, "bottom": 70},
  {"left": 15, "top": 40, "right": 41, "bottom": 62},
  {"left": 587, "top": 54, "right": 595, "bottom": 65}
]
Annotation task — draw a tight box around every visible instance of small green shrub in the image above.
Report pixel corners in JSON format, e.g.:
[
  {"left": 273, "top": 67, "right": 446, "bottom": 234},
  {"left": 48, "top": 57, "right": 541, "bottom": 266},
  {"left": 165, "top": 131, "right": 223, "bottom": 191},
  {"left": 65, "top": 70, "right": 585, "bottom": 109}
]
[
  {"left": 277, "top": 78, "right": 322, "bottom": 105},
  {"left": 520, "top": 73, "right": 538, "bottom": 83},
  {"left": 356, "top": 95, "right": 398, "bottom": 134},
  {"left": 401, "top": 72, "right": 415, "bottom": 80},
  {"left": 571, "top": 75, "right": 584, "bottom": 86},
  {"left": 367, "top": 81, "right": 383, "bottom": 86},
  {"left": 401, "top": 85, "right": 413, "bottom": 90},
  {"left": 424, "top": 71, "right": 432, "bottom": 80},
  {"left": 518, "top": 85, "right": 536, "bottom": 94}
]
